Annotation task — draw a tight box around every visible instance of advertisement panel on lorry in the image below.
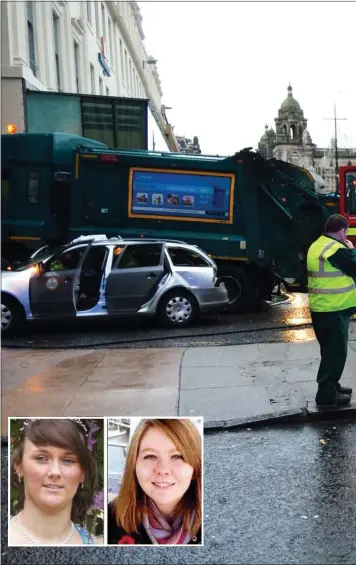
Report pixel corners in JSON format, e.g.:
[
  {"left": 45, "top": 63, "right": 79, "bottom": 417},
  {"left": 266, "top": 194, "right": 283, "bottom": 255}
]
[{"left": 128, "top": 168, "right": 235, "bottom": 224}]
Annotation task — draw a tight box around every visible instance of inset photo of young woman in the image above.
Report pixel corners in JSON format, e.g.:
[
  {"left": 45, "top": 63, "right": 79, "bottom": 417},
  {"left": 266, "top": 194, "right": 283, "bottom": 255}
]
[
  {"left": 107, "top": 417, "right": 203, "bottom": 546},
  {"left": 8, "top": 418, "right": 104, "bottom": 546}
]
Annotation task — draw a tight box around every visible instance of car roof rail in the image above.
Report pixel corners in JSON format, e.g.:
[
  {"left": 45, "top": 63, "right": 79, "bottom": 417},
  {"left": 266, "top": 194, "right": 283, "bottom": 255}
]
[
  {"left": 119, "top": 238, "right": 188, "bottom": 245},
  {"left": 163, "top": 239, "right": 189, "bottom": 245},
  {"left": 70, "top": 234, "right": 108, "bottom": 244}
]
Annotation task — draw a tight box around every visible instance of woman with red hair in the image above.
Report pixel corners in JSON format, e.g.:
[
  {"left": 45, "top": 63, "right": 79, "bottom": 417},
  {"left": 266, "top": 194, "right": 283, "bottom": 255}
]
[{"left": 108, "top": 418, "right": 202, "bottom": 545}]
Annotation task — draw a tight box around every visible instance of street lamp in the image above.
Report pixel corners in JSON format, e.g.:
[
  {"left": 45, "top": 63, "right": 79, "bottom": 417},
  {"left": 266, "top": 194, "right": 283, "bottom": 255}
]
[{"left": 142, "top": 57, "right": 158, "bottom": 69}]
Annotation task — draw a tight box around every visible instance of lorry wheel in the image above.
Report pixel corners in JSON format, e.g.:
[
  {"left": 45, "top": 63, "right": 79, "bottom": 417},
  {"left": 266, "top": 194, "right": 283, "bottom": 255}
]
[
  {"left": 157, "top": 290, "right": 199, "bottom": 327},
  {"left": 1, "top": 295, "right": 24, "bottom": 337},
  {"left": 218, "top": 266, "right": 260, "bottom": 313}
]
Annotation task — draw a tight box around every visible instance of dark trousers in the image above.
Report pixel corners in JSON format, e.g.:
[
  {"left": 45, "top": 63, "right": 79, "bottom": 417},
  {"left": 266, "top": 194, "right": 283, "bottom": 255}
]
[{"left": 311, "top": 310, "right": 350, "bottom": 397}]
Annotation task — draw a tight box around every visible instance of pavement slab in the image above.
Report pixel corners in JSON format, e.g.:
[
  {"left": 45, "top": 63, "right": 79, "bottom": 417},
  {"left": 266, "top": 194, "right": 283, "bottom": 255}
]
[
  {"left": 1, "top": 348, "right": 184, "bottom": 437},
  {"left": 180, "top": 366, "right": 254, "bottom": 389},
  {"left": 179, "top": 338, "right": 356, "bottom": 428},
  {"left": 2, "top": 338, "right": 356, "bottom": 438},
  {"left": 179, "top": 383, "right": 307, "bottom": 428},
  {"left": 179, "top": 384, "right": 286, "bottom": 427},
  {"left": 182, "top": 343, "right": 260, "bottom": 367},
  {"left": 63, "top": 387, "right": 179, "bottom": 417},
  {"left": 1, "top": 352, "right": 105, "bottom": 435},
  {"left": 1, "top": 349, "right": 98, "bottom": 394}
]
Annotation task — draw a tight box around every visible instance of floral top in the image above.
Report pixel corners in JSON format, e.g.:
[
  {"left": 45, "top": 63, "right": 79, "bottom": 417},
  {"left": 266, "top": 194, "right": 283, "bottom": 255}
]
[{"left": 75, "top": 525, "right": 97, "bottom": 545}]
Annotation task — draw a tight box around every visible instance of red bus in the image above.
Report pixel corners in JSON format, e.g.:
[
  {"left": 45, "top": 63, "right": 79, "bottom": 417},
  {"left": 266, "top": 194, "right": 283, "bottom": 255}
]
[{"left": 340, "top": 165, "right": 356, "bottom": 244}]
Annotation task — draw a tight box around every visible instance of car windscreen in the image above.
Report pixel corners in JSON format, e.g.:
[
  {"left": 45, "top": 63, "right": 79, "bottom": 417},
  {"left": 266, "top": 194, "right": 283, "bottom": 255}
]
[{"left": 15, "top": 246, "right": 66, "bottom": 271}]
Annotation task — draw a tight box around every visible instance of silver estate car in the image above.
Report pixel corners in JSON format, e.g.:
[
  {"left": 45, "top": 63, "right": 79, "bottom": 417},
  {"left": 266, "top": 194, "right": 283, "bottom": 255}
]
[{"left": 1, "top": 235, "right": 228, "bottom": 336}]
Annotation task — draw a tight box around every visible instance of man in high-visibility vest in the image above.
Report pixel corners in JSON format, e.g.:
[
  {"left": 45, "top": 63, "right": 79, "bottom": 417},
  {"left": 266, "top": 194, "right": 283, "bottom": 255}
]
[{"left": 307, "top": 214, "right": 356, "bottom": 406}]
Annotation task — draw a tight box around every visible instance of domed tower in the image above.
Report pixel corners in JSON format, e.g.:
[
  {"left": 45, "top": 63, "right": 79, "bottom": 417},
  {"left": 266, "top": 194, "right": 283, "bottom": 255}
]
[
  {"left": 275, "top": 84, "right": 308, "bottom": 144},
  {"left": 258, "top": 124, "right": 277, "bottom": 158},
  {"left": 273, "top": 84, "right": 314, "bottom": 166}
]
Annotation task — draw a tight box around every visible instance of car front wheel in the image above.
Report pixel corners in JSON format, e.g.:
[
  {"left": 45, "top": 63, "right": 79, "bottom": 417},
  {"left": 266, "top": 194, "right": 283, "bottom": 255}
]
[
  {"left": 158, "top": 290, "right": 198, "bottom": 327},
  {"left": 1, "top": 295, "right": 24, "bottom": 337}
]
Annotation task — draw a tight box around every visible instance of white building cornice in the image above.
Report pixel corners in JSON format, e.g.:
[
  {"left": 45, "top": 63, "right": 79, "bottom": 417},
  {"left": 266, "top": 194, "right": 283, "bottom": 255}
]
[
  {"left": 71, "top": 17, "right": 85, "bottom": 37},
  {"left": 52, "top": 1, "right": 65, "bottom": 16},
  {"left": 130, "top": 1, "right": 145, "bottom": 40}
]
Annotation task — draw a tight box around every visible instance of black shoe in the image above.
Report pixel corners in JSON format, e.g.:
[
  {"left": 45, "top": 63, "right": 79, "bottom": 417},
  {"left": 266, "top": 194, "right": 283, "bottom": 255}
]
[
  {"left": 315, "top": 391, "right": 351, "bottom": 407},
  {"left": 336, "top": 383, "right": 353, "bottom": 396}
]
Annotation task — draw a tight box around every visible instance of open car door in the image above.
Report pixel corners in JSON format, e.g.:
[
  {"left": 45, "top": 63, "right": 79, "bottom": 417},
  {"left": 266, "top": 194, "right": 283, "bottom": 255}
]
[{"left": 29, "top": 243, "right": 93, "bottom": 318}]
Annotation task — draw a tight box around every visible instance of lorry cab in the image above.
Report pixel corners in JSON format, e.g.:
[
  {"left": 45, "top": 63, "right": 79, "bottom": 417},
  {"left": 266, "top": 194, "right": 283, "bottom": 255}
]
[{"left": 1, "top": 133, "right": 107, "bottom": 265}]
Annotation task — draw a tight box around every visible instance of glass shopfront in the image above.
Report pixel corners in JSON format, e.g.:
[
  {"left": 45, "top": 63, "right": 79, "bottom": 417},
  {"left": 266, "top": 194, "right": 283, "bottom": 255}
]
[{"left": 26, "top": 91, "right": 148, "bottom": 150}]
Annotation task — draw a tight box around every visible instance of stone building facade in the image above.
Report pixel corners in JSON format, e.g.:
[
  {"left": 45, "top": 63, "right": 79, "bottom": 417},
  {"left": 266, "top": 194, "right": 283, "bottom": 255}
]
[
  {"left": 258, "top": 85, "right": 356, "bottom": 193},
  {"left": 1, "top": 1, "right": 179, "bottom": 150}
]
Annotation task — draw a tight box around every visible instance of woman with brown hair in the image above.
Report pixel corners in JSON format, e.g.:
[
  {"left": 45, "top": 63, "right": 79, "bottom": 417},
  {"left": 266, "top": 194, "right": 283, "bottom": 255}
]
[
  {"left": 108, "top": 418, "right": 202, "bottom": 545},
  {"left": 9, "top": 418, "right": 102, "bottom": 545}
]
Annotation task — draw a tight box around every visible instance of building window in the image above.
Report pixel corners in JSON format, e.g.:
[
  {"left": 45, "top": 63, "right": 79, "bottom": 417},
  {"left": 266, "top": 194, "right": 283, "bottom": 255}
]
[
  {"left": 90, "top": 64, "right": 95, "bottom": 94},
  {"left": 114, "top": 99, "right": 146, "bottom": 149},
  {"left": 53, "top": 13, "right": 61, "bottom": 91},
  {"left": 74, "top": 42, "right": 80, "bottom": 93},
  {"left": 124, "top": 49, "right": 128, "bottom": 87},
  {"left": 129, "top": 60, "right": 132, "bottom": 94},
  {"left": 101, "top": 3, "right": 105, "bottom": 47},
  {"left": 81, "top": 97, "right": 147, "bottom": 149},
  {"left": 87, "top": 1, "right": 92, "bottom": 25},
  {"left": 27, "top": 2, "right": 36, "bottom": 76},
  {"left": 106, "top": 86, "right": 109, "bottom": 96},
  {"left": 113, "top": 27, "right": 119, "bottom": 83},
  {"left": 95, "top": 1, "right": 100, "bottom": 40},
  {"left": 99, "top": 76, "right": 103, "bottom": 95},
  {"left": 82, "top": 96, "right": 115, "bottom": 147},
  {"left": 119, "top": 39, "right": 123, "bottom": 77},
  {"left": 108, "top": 18, "right": 113, "bottom": 62}
]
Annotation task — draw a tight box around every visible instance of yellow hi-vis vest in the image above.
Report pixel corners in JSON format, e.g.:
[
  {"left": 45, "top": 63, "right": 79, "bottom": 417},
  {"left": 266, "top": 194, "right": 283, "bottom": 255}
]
[{"left": 307, "top": 235, "right": 356, "bottom": 312}]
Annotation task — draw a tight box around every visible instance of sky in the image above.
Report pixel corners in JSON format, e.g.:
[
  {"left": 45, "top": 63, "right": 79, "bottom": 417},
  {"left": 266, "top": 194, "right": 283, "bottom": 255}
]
[{"left": 138, "top": 1, "right": 356, "bottom": 155}]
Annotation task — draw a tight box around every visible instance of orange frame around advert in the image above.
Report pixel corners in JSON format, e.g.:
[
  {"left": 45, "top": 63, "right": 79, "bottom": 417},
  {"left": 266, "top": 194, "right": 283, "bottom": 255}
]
[{"left": 128, "top": 167, "right": 235, "bottom": 224}]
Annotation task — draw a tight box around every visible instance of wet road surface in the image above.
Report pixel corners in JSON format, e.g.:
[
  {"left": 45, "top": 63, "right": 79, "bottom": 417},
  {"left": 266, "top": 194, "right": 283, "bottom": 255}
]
[
  {"left": 2, "top": 420, "right": 356, "bottom": 564},
  {"left": 3, "top": 293, "right": 355, "bottom": 349},
  {"left": 2, "top": 293, "right": 341, "bottom": 349}
]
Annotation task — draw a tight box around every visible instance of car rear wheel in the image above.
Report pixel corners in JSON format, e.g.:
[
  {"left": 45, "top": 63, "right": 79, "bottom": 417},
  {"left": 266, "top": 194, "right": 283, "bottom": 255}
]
[
  {"left": 158, "top": 290, "right": 198, "bottom": 327},
  {"left": 1, "top": 295, "right": 24, "bottom": 337}
]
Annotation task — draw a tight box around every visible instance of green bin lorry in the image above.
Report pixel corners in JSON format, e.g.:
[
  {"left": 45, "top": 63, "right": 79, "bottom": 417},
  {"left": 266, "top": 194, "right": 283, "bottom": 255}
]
[{"left": 2, "top": 132, "right": 355, "bottom": 311}]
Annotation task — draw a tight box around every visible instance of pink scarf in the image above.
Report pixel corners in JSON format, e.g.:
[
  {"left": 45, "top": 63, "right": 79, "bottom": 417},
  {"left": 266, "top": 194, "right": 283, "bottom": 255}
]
[{"left": 142, "top": 499, "right": 194, "bottom": 545}]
